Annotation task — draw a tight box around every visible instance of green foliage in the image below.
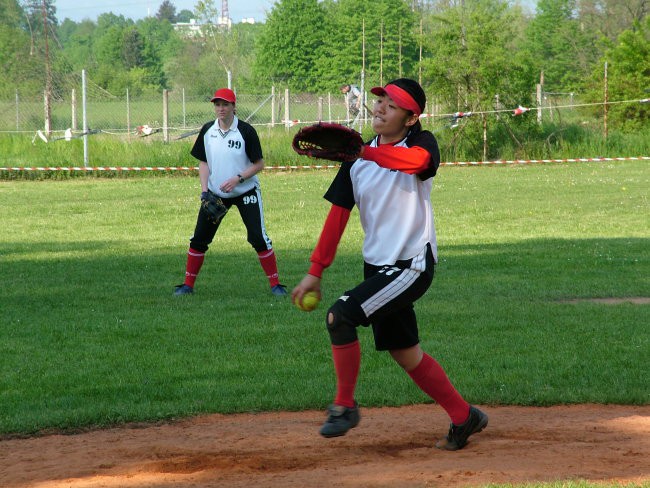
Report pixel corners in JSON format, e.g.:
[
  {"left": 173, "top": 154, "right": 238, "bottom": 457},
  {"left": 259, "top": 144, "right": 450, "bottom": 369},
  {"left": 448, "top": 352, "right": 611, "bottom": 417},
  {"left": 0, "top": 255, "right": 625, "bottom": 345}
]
[
  {"left": 326, "top": 0, "right": 419, "bottom": 89},
  {"left": 584, "top": 15, "right": 650, "bottom": 131},
  {"left": 156, "top": 0, "right": 178, "bottom": 22},
  {"left": 253, "top": 0, "right": 330, "bottom": 91},
  {"left": 423, "top": 0, "right": 535, "bottom": 111},
  {"left": 0, "top": 0, "right": 22, "bottom": 26},
  {"left": 522, "top": 0, "right": 599, "bottom": 91}
]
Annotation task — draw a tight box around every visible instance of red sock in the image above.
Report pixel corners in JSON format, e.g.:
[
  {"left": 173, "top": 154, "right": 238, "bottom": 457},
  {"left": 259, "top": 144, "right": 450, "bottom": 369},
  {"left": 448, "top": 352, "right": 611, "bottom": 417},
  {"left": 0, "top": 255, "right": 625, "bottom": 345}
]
[
  {"left": 184, "top": 248, "right": 205, "bottom": 287},
  {"left": 332, "top": 341, "right": 361, "bottom": 408},
  {"left": 407, "top": 353, "right": 470, "bottom": 425},
  {"left": 257, "top": 249, "right": 280, "bottom": 287}
]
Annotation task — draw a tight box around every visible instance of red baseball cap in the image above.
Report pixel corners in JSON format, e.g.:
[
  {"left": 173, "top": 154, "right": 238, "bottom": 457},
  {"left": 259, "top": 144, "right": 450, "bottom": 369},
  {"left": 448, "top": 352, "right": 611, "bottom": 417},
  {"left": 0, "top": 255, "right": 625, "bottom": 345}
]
[
  {"left": 210, "top": 88, "right": 236, "bottom": 103},
  {"left": 371, "top": 79, "right": 425, "bottom": 116}
]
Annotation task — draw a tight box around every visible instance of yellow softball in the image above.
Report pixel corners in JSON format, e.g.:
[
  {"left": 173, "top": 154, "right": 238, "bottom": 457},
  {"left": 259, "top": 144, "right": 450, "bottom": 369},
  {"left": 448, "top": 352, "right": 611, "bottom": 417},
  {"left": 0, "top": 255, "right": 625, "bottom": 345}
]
[{"left": 297, "top": 291, "right": 320, "bottom": 312}]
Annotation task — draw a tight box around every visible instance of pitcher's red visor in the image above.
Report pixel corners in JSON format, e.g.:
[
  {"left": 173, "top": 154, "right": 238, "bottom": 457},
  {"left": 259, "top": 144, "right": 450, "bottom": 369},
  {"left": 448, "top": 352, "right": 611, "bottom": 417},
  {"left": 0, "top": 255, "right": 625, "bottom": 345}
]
[{"left": 371, "top": 84, "right": 421, "bottom": 116}]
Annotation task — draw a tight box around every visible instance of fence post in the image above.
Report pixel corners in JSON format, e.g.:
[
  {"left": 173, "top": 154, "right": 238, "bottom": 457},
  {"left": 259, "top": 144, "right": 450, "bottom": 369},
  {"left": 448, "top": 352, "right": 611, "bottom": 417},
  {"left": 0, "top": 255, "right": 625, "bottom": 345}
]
[
  {"left": 71, "top": 89, "right": 77, "bottom": 131},
  {"left": 603, "top": 61, "right": 609, "bottom": 139},
  {"left": 271, "top": 86, "right": 276, "bottom": 127},
  {"left": 82, "top": 69, "right": 88, "bottom": 166},
  {"left": 536, "top": 84, "right": 542, "bottom": 124},
  {"left": 163, "top": 89, "right": 169, "bottom": 143},
  {"left": 43, "top": 89, "right": 51, "bottom": 136},
  {"left": 182, "top": 88, "right": 186, "bottom": 128},
  {"left": 328, "top": 92, "right": 332, "bottom": 122},
  {"left": 15, "top": 89, "right": 19, "bottom": 130},
  {"left": 284, "top": 88, "right": 290, "bottom": 129},
  {"left": 126, "top": 88, "right": 131, "bottom": 141},
  {"left": 318, "top": 97, "right": 323, "bottom": 122}
]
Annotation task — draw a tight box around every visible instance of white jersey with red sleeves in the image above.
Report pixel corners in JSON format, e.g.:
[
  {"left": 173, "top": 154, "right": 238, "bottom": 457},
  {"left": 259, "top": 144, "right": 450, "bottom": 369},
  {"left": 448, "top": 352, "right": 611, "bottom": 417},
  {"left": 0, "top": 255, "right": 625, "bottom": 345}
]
[
  {"left": 324, "top": 133, "right": 438, "bottom": 267},
  {"left": 190, "top": 115, "right": 262, "bottom": 198}
]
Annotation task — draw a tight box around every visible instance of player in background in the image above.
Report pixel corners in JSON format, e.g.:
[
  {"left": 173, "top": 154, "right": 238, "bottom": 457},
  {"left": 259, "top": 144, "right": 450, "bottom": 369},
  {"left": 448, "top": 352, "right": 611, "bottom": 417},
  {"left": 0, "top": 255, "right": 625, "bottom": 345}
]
[
  {"left": 174, "top": 88, "right": 288, "bottom": 297},
  {"left": 340, "top": 83, "right": 362, "bottom": 126},
  {"left": 292, "top": 78, "right": 488, "bottom": 450}
]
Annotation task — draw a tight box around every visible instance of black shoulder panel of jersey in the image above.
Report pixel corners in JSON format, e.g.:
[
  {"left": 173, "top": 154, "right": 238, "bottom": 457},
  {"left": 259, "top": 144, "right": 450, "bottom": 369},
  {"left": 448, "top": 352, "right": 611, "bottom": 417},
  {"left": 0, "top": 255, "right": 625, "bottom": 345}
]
[
  {"left": 324, "top": 161, "right": 356, "bottom": 210},
  {"left": 190, "top": 120, "right": 216, "bottom": 162},
  {"left": 237, "top": 119, "right": 264, "bottom": 162},
  {"left": 406, "top": 130, "right": 440, "bottom": 180}
]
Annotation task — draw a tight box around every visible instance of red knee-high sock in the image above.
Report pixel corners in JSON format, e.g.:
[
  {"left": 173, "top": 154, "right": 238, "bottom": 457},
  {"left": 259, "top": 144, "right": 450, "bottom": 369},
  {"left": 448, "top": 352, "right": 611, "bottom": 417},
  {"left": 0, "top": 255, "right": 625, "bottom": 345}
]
[
  {"left": 332, "top": 340, "right": 361, "bottom": 408},
  {"left": 257, "top": 249, "right": 280, "bottom": 287},
  {"left": 407, "top": 353, "right": 470, "bottom": 425},
  {"left": 184, "top": 248, "right": 205, "bottom": 287}
]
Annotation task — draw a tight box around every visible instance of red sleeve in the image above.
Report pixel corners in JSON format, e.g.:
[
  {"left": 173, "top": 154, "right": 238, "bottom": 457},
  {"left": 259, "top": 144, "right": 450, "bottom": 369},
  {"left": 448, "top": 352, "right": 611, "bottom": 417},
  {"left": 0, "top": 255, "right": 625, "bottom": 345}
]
[
  {"left": 308, "top": 204, "right": 351, "bottom": 278},
  {"left": 362, "top": 145, "right": 430, "bottom": 174}
]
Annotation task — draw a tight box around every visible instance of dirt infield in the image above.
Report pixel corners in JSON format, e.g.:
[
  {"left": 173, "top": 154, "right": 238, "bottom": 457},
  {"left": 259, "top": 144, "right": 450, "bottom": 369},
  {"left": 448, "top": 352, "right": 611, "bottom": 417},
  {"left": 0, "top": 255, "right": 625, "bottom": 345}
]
[{"left": 1, "top": 404, "right": 648, "bottom": 488}]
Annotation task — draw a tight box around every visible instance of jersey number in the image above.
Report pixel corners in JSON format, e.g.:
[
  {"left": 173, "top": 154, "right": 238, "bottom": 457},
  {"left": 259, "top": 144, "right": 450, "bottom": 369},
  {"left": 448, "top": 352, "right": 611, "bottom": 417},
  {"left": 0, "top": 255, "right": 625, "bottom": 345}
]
[
  {"left": 243, "top": 195, "right": 258, "bottom": 205},
  {"left": 379, "top": 266, "right": 401, "bottom": 276},
  {"left": 228, "top": 140, "right": 242, "bottom": 149}
]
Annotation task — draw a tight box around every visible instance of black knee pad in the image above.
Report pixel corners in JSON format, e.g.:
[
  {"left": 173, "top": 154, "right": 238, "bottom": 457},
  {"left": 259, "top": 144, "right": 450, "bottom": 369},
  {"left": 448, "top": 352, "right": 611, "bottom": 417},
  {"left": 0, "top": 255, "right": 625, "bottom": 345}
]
[{"left": 326, "top": 300, "right": 359, "bottom": 345}]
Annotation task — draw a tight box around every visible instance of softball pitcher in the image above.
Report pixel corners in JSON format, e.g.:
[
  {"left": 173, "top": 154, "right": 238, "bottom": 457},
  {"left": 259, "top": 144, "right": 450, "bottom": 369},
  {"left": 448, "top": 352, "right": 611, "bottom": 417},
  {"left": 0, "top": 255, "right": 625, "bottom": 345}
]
[{"left": 292, "top": 78, "right": 488, "bottom": 449}]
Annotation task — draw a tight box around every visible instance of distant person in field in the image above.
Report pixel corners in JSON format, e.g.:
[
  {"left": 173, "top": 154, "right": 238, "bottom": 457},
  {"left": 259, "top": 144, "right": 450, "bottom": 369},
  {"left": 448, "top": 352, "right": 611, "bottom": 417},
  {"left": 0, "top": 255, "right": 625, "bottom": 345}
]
[
  {"left": 292, "top": 78, "right": 488, "bottom": 450},
  {"left": 174, "top": 87, "right": 287, "bottom": 297},
  {"left": 340, "top": 83, "right": 362, "bottom": 126}
]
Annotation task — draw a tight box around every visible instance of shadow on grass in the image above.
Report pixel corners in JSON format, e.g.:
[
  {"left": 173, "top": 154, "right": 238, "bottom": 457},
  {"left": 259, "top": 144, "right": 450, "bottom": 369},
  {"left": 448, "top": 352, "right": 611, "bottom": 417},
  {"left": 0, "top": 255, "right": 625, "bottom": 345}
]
[{"left": 0, "top": 236, "right": 648, "bottom": 435}]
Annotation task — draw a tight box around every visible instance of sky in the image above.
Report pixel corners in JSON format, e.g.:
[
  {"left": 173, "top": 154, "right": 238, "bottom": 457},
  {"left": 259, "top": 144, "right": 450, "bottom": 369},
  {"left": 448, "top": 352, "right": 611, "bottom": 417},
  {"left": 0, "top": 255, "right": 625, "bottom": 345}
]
[
  {"left": 54, "top": 0, "right": 276, "bottom": 24},
  {"left": 53, "top": 0, "right": 538, "bottom": 25}
]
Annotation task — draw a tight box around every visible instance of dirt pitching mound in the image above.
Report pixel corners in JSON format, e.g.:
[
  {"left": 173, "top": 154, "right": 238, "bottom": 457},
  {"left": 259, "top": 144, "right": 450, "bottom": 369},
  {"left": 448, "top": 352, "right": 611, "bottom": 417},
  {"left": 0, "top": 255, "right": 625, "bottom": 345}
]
[{"left": 1, "top": 404, "right": 648, "bottom": 487}]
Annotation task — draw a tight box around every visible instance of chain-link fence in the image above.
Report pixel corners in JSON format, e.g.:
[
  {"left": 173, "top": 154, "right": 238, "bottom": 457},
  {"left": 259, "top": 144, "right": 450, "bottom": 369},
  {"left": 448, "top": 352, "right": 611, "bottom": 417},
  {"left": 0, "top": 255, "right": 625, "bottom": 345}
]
[{"left": 0, "top": 73, "right": 373, "bottom": 141}]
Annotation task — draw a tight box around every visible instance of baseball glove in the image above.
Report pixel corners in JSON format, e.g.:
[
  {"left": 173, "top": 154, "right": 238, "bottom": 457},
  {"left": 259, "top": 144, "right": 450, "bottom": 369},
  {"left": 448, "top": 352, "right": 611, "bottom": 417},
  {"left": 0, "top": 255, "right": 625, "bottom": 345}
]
[
  {"left": 201, "top": 191, "right": 228, "bottom": 224},
  {"left": 292, "top": 122, "right": 363, "bottom": 162}
]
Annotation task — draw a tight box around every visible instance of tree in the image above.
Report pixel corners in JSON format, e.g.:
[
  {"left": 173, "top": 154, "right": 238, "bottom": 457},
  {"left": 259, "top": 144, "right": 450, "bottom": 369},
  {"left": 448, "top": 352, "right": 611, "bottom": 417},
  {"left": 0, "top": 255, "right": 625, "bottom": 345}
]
[
  {"left": 523, "top": 0, "right": 598, "bottom": 91},
  {"left": 156, "top": 0, "right": 177, "bottom": 23},
  {"left": 314, "top": 0, "right": 419, "bottom": 90},
  {"left": 252, "top": 0, "right": 329, "bottom": 91},
  {"left": 0, "top": 0, "right": 44, "bottom": 98},
  {"left": 587, "top": 15, "right": 650, "bottom": 130},
  {"left": 176, "top": 9, "right": 194, "bottom": 22},
  {"left": 578, "top": 0, "right": 649, "bottom": 42},
  {"left": 422, "top": 0, "right": 533, "bottom": 108},
  {"left": 57, "top": 18, "right": 96, "bottom": 71},
  {"left": 122, "top": 27, "right": 144, "bottom": 69},
  {"left": 0, "top": 0, "right": 22, "bottom": 26}
]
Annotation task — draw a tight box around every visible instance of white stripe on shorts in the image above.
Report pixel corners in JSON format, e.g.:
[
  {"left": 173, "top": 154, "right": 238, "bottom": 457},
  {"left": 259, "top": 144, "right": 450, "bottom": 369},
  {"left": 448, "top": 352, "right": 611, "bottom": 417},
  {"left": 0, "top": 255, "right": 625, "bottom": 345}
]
[{"left": 360, "top": 247, "right": 428, "bottom": 316}]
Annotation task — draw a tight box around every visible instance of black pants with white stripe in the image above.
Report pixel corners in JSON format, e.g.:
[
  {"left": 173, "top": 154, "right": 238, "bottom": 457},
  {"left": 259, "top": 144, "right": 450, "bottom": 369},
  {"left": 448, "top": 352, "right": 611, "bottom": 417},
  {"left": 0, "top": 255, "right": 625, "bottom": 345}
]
[
  {"left": 189, "top": 186, "right": 273, "bottom": 253},
  {"left": 337, "top": 243, "right": 435, "bottom": 351}
]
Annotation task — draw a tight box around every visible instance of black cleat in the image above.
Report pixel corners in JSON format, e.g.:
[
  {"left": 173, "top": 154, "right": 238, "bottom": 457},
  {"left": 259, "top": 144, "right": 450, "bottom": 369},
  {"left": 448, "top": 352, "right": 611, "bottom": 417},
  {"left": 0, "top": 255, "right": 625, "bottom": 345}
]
[
  {"left": 174, "top": 284, "right": 194, "bottom": 296},
  {"left": 435, "top": 405, "right": 488, "bottom": 451},
  {"left": 320, "top": 403, "right": 360, "bottom": 438}
]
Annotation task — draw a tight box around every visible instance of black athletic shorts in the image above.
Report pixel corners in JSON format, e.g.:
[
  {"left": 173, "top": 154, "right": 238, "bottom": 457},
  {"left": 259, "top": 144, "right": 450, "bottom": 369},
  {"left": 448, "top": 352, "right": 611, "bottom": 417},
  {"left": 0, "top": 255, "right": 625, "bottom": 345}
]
[{"left": 342, "top": 243, "right": 435, "bottom": 351}]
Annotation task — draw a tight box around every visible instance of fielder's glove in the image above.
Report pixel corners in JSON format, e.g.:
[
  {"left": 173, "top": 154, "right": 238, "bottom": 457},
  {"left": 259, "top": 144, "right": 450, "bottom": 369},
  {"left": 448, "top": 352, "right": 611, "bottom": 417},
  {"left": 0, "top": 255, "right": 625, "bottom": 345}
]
[
  {"left": 200, "top": 191, "right": 228, "bottom": 225},
  {"left": 292, "top": 122, "right": 363, "bottom": 162}
]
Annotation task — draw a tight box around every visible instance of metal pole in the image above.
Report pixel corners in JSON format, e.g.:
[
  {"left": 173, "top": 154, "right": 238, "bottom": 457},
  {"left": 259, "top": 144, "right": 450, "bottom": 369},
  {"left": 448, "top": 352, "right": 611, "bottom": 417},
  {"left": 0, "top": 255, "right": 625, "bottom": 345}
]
[
  {"left": 182, "top": 88, "right": 186, "bottom": 128},
  {"left": 126, "top": 88, "right": 131, "bottom": 141},
  {"left": 15, "top": 89, "right": 19, "bottom": 130},
  {"left": 71, "top": 89, "right": 77, "bottom": 131},
  {"left": 163, "top": 89, "right": 169, "bottom": 143},
  {"left": 284, "top": 88, "right": 290, "bottom": 129},
  {"left": 603, "top": 61, "right": 609, "bottom": 139},
  {"left": 82, "top": 69, "right": 88, "bottom": 166},
  {"left": 271, "top": 86, "right": 276, "bottom": 127}
]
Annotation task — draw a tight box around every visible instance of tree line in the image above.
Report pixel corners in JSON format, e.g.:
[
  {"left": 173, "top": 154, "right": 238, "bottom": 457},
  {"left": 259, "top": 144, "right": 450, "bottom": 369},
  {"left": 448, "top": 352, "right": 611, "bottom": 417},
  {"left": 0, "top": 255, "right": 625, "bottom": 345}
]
[{"left": 0, "top": 0, "right": 648, "bottom": 131}]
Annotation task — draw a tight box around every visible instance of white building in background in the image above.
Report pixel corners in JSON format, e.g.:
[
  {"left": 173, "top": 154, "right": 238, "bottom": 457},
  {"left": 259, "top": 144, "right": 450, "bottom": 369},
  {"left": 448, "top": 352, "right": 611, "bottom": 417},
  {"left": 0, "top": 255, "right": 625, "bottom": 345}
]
[{"left": 173, "top": 16, "right": 253, "bottom": 38}]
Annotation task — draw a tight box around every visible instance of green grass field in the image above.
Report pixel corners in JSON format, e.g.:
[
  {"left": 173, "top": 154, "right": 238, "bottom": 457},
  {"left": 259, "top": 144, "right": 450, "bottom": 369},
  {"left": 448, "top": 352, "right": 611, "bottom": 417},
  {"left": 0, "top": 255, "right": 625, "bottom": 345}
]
[{"left": 0, "top": 161, "right": 648, "bottom": 438}]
